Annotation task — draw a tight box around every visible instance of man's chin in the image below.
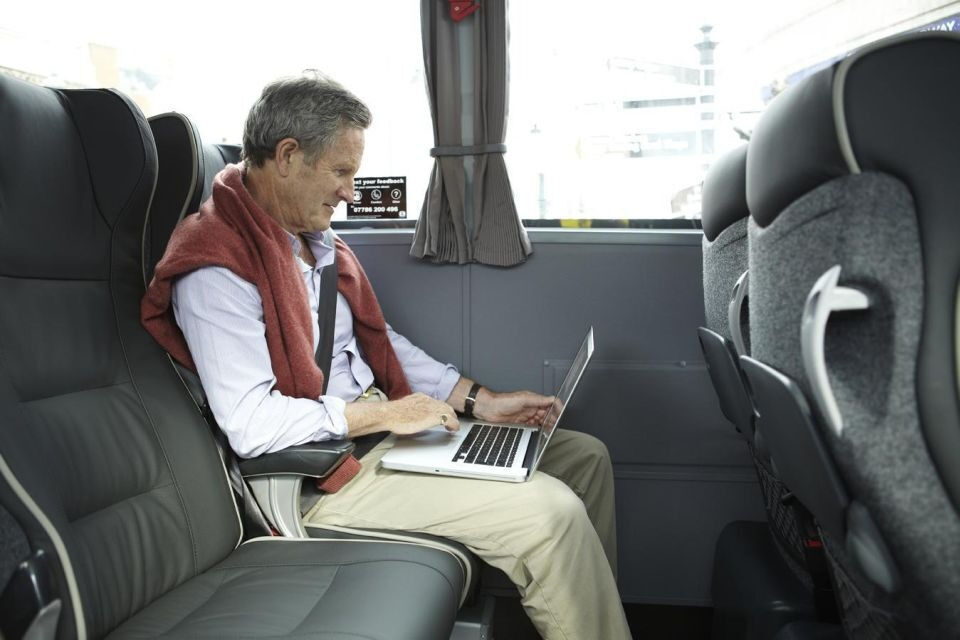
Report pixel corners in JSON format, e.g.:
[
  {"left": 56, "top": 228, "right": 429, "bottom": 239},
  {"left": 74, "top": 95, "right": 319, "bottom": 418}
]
[{"left": 311, "top": 212, "right": 334, "bottom": 232}]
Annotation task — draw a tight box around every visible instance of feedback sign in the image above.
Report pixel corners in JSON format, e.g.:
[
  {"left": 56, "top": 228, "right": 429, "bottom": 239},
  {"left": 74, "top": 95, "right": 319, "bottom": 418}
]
[{"left": 347, "top": 177, "right": 406, "bottom": 219}]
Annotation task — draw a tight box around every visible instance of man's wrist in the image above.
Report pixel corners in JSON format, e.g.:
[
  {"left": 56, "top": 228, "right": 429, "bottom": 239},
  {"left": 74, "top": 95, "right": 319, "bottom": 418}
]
[
  {"left": 462, "top": 382, "right": 482, "bottom": 419},
  {"left": 319, "top": 394, "right": 349, "bottom": 439},
  {"left": 343, "top": 401, "right": 388, "bottom": 437}
]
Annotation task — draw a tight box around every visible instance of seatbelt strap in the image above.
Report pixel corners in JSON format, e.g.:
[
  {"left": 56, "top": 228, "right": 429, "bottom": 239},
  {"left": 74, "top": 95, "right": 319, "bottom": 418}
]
[
  {"left": 314, "top": 248, "right": 367, "bottom": 493},
  {"left": 314, "top": 252, "right": 338, "bottom": 393}
]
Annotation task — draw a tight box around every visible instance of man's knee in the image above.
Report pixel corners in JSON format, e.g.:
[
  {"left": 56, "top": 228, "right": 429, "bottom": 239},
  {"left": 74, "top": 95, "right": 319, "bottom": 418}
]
[
  {"left": 567, "top": 431, "right": 612, "bottom": 469},
  {"left": 535, "top": 482, "right": 592, "bottom": 533}
]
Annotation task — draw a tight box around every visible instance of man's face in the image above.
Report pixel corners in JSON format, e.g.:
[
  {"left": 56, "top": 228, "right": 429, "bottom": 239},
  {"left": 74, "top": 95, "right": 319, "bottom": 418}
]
[{"left": 283, "top": 126, "right": 364, "bottom": 234}]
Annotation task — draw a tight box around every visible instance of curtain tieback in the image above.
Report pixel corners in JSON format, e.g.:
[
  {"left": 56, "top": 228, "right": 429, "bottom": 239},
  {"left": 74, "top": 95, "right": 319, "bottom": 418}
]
[{"left": 430, "top": 143, "right": 506, "bottom": 157}]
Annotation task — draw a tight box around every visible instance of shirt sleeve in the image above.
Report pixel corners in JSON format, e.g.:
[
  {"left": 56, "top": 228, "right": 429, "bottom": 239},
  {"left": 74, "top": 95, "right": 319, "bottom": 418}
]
[
  {"left": 386, "top": 325, "right": 460, "bottom": 401},
  {"left": 172, "top": 266, "right": 348, "bottom": 458}
]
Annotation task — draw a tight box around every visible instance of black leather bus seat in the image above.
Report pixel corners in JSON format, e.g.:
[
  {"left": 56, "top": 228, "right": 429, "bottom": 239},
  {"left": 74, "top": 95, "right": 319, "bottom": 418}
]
[
  {"left": 145, "top": 112, "right": 243, "bottom": 284},
  {"left": 744, "top": 31, "right": 960, "bottom": 639},
  {"left": 0, "top": 75, "right": 461, "bottom": 639}
]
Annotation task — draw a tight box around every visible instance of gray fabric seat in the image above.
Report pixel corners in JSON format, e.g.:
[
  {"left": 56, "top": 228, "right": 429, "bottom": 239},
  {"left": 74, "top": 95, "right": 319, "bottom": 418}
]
[
  {"left": 700, "top": 146, "right": 825, "bottom": 636},
  {"left": 743, "top": 31, "right": 960, "bottom": 639},
  {"left": 0, "top": 74, "right": 462, "bottom": 639},
  {"left": 700, "top": 145, "right": 754, "bottom": 437},
  {"left": 700, "top": 144, "right": 810, "bottom": 580},
  {"left": 701, "top": 144, "right": 750, "bottom": 353}
]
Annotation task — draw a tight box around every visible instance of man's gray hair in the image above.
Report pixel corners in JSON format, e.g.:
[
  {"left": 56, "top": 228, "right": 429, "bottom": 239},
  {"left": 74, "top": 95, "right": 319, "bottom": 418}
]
[{"left": 242, "top": 71, "right": 372, "bottom": 168}]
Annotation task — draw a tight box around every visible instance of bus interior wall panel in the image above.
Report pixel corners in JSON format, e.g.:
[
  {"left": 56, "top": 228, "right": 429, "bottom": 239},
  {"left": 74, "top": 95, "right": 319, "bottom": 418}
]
[{"left": 347, "top": 230, "right": 764, "bottom": 604}]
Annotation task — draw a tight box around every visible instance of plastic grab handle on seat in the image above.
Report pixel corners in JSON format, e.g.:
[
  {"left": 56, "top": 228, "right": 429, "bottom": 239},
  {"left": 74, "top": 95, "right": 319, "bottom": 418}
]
[
  {"left": 728, "top": 269, "right": 750, "bottom": 358},
  {"left": 800, "top": 265, "right": 870, "bottom": 437}
]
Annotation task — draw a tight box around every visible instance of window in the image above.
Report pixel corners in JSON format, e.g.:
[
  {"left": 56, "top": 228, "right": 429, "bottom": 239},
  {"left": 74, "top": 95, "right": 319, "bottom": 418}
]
[
  {"left": 507, "top": 0, "right": 960, "bottom": 222},
  {"left": 0, "top": 2, "right": 432, "bottom": 222},
  {"left": 4, "top": 1, "right": 957, "bottom": 226}
]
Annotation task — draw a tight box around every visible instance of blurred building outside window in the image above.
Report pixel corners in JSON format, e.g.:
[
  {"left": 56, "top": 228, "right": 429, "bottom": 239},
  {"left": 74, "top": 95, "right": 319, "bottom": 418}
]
[{"left": 3, "top": 0, "right": 959, "bottom": 223}]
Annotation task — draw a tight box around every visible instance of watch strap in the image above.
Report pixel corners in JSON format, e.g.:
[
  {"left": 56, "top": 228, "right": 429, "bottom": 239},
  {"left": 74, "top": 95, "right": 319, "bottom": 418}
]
[{"left": 463, "top": 382, "right": 482, "bottom": 419}]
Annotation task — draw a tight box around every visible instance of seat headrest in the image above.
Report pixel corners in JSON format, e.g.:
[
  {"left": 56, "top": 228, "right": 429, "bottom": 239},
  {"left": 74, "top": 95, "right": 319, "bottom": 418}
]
[
  {"left": 0, "top": 75, "right": 155, "bottom": 280},
  {"left": 701, "top": 144, "right": 748, "bottom": 241},
  {"left": 745, "top": 63, "right": 849, "bottom": 228},
  {"left": 747, "top": 31, "right": 960, "bottom": 229},
  {"left": 146, "top": 113, "right": 203, "bottom": 282},
  {"left": 145, "top": 112, "right": 241, "bottom": 282},
  {"left": 199, "top": 143, "right": 241, "bottom": 204}
]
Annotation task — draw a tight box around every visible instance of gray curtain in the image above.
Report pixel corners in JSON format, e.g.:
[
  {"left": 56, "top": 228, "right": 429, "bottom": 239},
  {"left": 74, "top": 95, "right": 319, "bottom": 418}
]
[{"left": 411, "top": 0, "right": 532, "bottom": 266}]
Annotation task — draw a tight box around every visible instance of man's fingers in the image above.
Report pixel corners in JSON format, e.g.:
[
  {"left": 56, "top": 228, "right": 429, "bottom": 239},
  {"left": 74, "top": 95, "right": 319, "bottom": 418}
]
[
  {"left": 438, "top": 409, "right": 460, "bottom": 432},
  {"left": 539, "top": 395, "right": 556, "bottom": 408}
]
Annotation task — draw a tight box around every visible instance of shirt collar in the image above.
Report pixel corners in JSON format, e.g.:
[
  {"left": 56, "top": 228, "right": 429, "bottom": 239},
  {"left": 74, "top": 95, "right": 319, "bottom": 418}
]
[{"left": 283, "top": 228, "right": 336, "bottom": 273}]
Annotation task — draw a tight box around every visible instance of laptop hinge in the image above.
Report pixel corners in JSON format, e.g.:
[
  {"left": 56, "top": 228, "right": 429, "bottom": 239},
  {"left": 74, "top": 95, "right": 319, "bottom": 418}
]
[{"left": 522, "top": 430, "right": 540, "bottom": 472}]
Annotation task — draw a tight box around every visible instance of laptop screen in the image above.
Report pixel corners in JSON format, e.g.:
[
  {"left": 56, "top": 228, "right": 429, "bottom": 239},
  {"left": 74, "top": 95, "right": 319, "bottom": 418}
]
[{"left": 531, "top": 327, "right": 595, "bottom": 467}]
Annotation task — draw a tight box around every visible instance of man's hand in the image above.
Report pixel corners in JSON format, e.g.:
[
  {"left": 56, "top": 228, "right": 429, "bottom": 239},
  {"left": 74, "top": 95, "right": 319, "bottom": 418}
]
[
  {"left": 474, "top": 389, "right": 555, "bottom": 426},
  {"left": 344, "top": 392, "right": 459, "bottom": 437},
  {"left": 389, "top": 393, "right": 461, "bottom": 434}
]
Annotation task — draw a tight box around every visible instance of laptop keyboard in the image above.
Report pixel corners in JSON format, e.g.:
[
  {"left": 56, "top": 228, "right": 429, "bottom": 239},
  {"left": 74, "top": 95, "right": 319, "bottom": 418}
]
[{"left": 452, "top": 424, "right": 523, "bottom": 467}]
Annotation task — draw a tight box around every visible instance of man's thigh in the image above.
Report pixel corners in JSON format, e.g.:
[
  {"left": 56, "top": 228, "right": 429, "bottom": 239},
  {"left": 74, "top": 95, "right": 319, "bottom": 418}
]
[{"left": 305, "top": 432, "right": 590, "bottom": 554}]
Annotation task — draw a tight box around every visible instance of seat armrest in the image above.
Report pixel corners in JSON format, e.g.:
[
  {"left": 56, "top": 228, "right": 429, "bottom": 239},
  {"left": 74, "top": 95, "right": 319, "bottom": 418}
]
[{"left": 238, "top": 440, "right": 355, "bottom": 479}]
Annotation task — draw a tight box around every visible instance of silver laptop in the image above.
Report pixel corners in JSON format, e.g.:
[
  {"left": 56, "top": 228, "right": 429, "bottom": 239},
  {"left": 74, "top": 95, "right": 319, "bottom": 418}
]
[{"left": 380, "top": 328, "right": 595, "bottom": 482}]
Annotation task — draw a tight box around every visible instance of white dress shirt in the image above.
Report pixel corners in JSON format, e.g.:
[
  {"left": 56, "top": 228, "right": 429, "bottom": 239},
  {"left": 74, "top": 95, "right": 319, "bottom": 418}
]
[{"left": 171, "top": 229, "right": 460, "bottom": 458}]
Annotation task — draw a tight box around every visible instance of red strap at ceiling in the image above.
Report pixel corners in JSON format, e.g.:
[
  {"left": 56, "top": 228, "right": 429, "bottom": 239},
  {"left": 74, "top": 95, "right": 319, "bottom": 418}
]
[{"left": 448, "top": 0, "right": 480, "bottom": 22}]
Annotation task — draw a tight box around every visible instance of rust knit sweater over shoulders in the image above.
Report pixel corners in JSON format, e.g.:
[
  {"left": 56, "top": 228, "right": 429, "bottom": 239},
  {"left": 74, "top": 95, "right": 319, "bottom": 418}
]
[{"left": 140, "top": 163, "right": 411, "bottom": 402}]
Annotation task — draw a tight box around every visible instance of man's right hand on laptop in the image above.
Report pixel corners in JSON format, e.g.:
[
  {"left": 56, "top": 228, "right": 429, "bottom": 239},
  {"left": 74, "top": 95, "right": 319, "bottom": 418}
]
[
  {"left": 345, "top": 392, "right": 460, "bottom": 437},
  {"left": 473, "top": 389, "right": 555, "bottom": 426}
]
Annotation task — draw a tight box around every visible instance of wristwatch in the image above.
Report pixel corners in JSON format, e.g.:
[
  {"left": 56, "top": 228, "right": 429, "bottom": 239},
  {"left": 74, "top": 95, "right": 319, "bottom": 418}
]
[{"left": 462, "top": 382, "right": 482, "bottom": 419}]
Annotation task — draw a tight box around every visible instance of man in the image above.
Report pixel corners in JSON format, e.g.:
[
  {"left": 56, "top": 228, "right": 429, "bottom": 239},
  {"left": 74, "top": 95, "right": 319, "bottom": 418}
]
[{"left": 142, "top": 73, "right": 631, "bottom": 640}]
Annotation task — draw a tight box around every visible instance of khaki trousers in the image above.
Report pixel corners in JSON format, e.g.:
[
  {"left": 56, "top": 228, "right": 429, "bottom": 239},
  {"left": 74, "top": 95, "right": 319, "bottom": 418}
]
[{"left": 304, "top": 424, "right": 631, "bottom": 640}]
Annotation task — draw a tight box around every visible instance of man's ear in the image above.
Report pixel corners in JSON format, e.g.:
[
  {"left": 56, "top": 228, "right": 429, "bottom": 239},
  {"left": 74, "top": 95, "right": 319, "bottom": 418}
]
[{"left": 274, "top": 138, "right": 300, "bottom": 177}]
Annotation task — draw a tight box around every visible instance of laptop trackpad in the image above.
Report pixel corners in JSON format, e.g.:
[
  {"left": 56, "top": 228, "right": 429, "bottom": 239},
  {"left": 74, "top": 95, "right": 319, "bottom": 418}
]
[{"left": 392, "top": 425, "right": 461, "bottom": 450}]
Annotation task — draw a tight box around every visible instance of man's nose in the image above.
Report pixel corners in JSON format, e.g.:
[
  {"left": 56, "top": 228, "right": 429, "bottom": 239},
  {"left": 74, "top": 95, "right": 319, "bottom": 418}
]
[{"left": 336, "top": 181, "right": 354, "bottom": 203}]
